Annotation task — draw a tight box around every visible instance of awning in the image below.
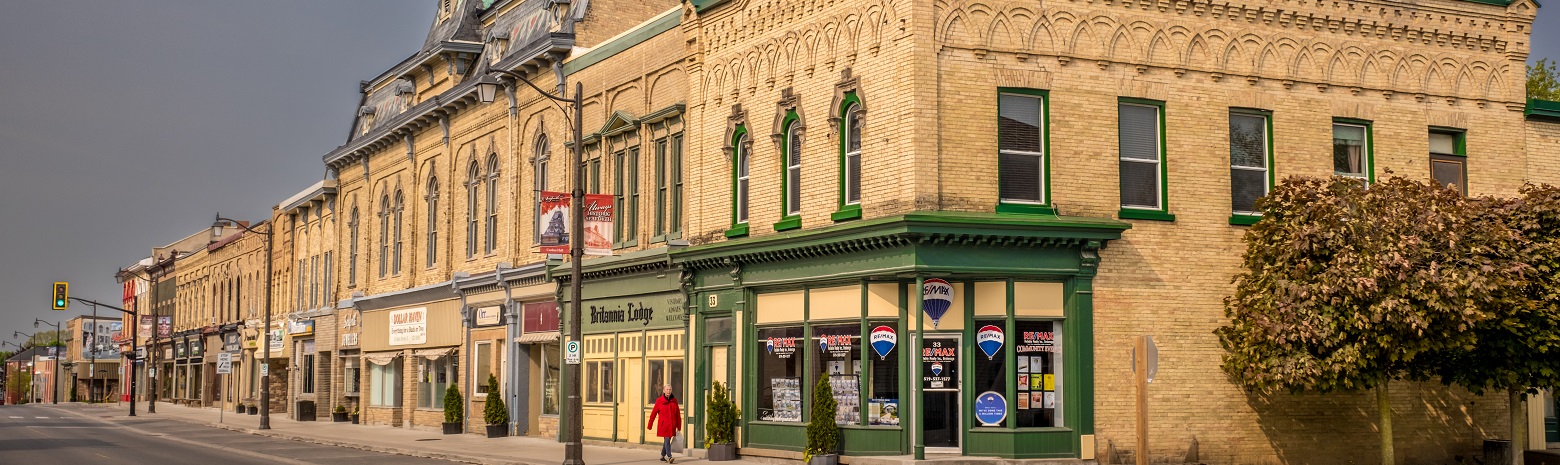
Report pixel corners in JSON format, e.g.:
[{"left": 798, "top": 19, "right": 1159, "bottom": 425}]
[
  {"left": 363, "top": 352, "right": 401, "bottom": 366},
  {"left": 516, "top": 332, "right": 560, "bottom": 344},
  {"left": 412, "top": 347, "right": 457, "bottom": 360}
]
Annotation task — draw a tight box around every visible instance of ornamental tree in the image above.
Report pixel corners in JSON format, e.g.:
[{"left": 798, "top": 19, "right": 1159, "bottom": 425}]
[{"left": 1216, "top": 176, "right": 1506, "bottom": 465}]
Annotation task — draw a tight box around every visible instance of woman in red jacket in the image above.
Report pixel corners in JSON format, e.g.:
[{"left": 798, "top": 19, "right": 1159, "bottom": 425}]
[{"left": 647, "top": 384, "right": 682, "bottom": 463}]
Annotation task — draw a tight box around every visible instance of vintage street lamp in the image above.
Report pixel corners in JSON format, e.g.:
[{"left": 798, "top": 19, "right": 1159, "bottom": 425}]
[{"left": 213, "top": 214, "right": 274, "bottom": 430}]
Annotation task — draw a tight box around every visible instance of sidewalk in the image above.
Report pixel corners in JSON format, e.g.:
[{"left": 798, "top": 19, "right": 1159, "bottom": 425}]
[{"left": 81, "top": 402, "right": 761, "bottom": 465}]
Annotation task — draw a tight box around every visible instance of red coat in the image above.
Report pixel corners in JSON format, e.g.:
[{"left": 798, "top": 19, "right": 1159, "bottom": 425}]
[{"left": 647, "top": 394, "right": 681, "bottom": 438}]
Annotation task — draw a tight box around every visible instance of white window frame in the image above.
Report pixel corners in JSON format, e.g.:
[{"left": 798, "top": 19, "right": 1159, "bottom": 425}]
[
  {"left": 785, "top": 124, "right": 802, "bottom": 216},
  {"left": 844, "top": 104, "right": 862, "bottom": 206},
  {"left": 1230, "top": 112, "right": 1270, "bottom": 216},
  {"left": 1119, "top": 102, "right": 1164, "bottom": 211},
  {"left": 998, "top": 92, "right": 1047, "bottom": 205}
]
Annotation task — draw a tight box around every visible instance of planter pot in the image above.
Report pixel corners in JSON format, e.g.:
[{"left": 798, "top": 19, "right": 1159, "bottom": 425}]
[
  {"left": 442, "top": 422, "right": 462, "bottom": 435},
  {"left": 808, "top": 454, "right": 839, "bottom": 465},
  {"left": 485, "top": 424, "right": 508, "bottom": 438},
  {"left": 247, "top": 406, "right": 258, "bottom": 415},
  {"left": 332, "top": 412, "right": 349, "bottom": 422},
  {"left": 350, "top": 414, "right": 360, "bottom": 424},
  {"left": 235, "top": 404, "right": 245, "bottom": 414},
  {"left": 707, "top": 443, "right": 738, "bottom": 461}
]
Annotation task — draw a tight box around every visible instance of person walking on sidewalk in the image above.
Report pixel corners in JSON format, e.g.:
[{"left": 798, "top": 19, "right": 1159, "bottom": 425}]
[{"left": 647, "top": 384, "right": 681, "bottom": 463}]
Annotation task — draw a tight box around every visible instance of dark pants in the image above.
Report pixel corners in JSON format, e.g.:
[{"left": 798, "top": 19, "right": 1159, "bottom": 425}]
[{"left": 661, "top": 436, "right": 672, "bottom": 457}]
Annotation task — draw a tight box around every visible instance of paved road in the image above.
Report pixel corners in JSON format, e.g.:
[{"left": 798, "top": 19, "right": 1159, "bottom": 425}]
[{"left": 0, "top": 403, "right": 464, "bottom": 465}]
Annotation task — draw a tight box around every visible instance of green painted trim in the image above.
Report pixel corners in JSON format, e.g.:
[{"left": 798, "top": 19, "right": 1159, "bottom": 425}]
[
  {"left": 1332, "top": 118, "right": 1376, "bottom": 184},
  {"left": 831, "top": 204, "right": 863, "bottom": 222},
  {"left": 1527, "top": 98, "right": 1560, "bottom": 121},
  {"left": 1118, "top": 208, "right": 1176, "bottom": 222},
  {"left": 995, "top": 203, "right": 1056, "bottom": 215},
  {"left": 838, "top": 92, "right": 863, "bottom": 211},
  {"left": 999, "top": 88, "right": 1052, "bottom": 207},
  {"left": 1228, "top": 214, "right": 1261, "bottom": 226},
  {"left": 563, "top": 10, "right": 680, "bottom": 76},
  {"left": 773, "top": 215, "right": 801, "bottom": 232},
  {"left": 731, "top": 125, "right": 748, "bottom": 230},
  {"left": 780, "top": 111, "right": 801, "bottom": 217},
  {"left": 1117, "top": 98, "right": 1172, "bottom": 216},
  {"left": 689, "top": 0, "right": 733, "bottom": 13},
  {"left": 724, "top": 223, "right": 749, "bottom": 238}
]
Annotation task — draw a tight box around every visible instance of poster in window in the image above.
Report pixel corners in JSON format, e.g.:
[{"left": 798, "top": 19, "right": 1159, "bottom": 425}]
[
  {"left": 1043, "top": 391, "right": 1055, "bottom": 408},
  {"left": 1030, "top": 392, "right": 1044, "bottom": 409},
  {"left": 1018, "top": 374, "right": 1029, "bottom": 391},
  {"left": 1029, "top": 355, "right": 1044, "bottom": 373},
  {"left": 921, "top": 339, "right": 957, "bottom": 390},
  {"left": 1017, "top": 355, "right": 1029, "bottom": 373},
  {"left": 1030, "top": 374, "right": 1042, "bottom": 391},
  {"left": 1017, "top": 393, "right": 1030, "bottom": 409},
  {"left": 1043, "top": 373, "right": 1054, "bottom": 391},
  {"left": 582, "top": 193, "right": 613, "bottom": 256},
  {"left": 867, "top": 398, "right": 899, "bottom": 425}
]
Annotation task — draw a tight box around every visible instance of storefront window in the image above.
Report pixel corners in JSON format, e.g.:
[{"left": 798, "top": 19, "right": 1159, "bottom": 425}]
[
  {"left": 369, "top": 359, "right": 401, "bottom": 407},
  {"left": 543, "top": 342, "right": 560, "bottom": 414},
  {"left": 1015, "top": 320, "right": 1061, "bottom": 427},
  {"left": 474, "top": 341, "right": 492, "bottom": 394},
  {"left": 418, "top": 356, "right": 457, "bottom": 409},
  {"left": 705, "top": 317, "right": 734, "bottom": 344},
  {"left": 973, "top": 319, "right": 1007, "bottom": 427},
  {"left": 585, "top": 360, "right": 614, "bottom": 404},
  {"left": 343, "top": 357, "right": 361, "bottom": 396},
  {"left": 811, "top": 323, "right": 861, "bottom": 425},
  {"left": 867, "top": 322, "right": 900, "bottom": 426},
  {"left": 646, "top": 359, "right": 685, "bottom": 403},
  {"left": 757, "top": 326, "right": 803, "bottom": 422},
  {"left": 301, "top": 353, "right": 316, "bottom": 394}
]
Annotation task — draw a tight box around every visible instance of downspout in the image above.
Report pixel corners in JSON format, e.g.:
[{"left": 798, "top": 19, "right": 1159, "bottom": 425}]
[
  {"left": 496, "top": 263, "right": 524, "bottom": 435},
  {"left": 453, "top": 272, "right": 472, "bottom": 429}
]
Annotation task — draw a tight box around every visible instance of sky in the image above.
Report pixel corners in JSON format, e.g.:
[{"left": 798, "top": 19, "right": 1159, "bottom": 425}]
[{"left": 0, "top": 2, "right": 1555, "bottom": 345}]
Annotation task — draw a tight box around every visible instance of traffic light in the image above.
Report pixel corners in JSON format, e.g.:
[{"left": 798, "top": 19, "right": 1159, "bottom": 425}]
[{"left": 52, "top": 282, "right": 68, "bottom": 310}]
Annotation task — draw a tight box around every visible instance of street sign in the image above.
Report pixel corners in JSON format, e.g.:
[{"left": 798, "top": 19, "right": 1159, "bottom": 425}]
[
  {"left": 216, "top": 353, "right": 232, "bottom": 374},
  {"left": 135, "top": 347, "right": 146, "bottom": 361},
  {"left": 564, "top": 340, "right": 581, "bottom": 365},
  {"left": 1130, "top": 335, "right": 1158, "bottom": 383},
  {"left": 260, "top": 363, "right": 268, "bottom": 376}
]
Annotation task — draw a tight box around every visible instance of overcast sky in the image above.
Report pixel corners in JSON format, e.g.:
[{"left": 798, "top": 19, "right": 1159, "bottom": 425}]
[{"left": 0, "top": 2, "right": 1556, "bottom": 344}]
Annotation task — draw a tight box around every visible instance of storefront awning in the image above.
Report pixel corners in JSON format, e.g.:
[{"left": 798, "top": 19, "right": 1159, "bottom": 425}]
[
  {"left": 363, "top": 352, "right": 401, "bottom": 366},
  {"left": 412, "top": 347, "right": 457, "bottom": 360},
  {"left": 515, "top": 332, "right": 559, "bottom": 344}
]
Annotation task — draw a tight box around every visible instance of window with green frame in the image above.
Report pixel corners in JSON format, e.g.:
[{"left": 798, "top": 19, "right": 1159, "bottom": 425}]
[
  {"left": 1229, "top": 109, "right": 1273, "bottom": 225},
  {"left": 833, "top": 93, "right": 864, "bottom": 222},
  {"left": 777, "top": 111, "right": 802, "bottom": 231},
  {"left": 1429, "top": 129, "right": 1466, "bottom": 196},
  {"left": 613, "top": 146, "right": 640, "bottom": 248},
  {"left": 1332, "top": 119, "right": 1373, "bottom": 183},
  {"left": 1118, "top": 98, "right": 1173, "bottom": 221},
  {"left": 997, "top": 89, "right": 1051, "bottom": 214},
  {"left": 727, "top": 126, "right": 751, "bottom": 238}
]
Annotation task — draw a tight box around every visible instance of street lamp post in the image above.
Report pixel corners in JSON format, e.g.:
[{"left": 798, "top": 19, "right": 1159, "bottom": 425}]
[
  {"left": 32, "top": 320, "right": 62, "bottom": 405},
  {"left": 476, "top": 57, "right": 585, "bottom": 465},
  {"left": 213, "top": 214, "right": 273, "bottom": 430}
]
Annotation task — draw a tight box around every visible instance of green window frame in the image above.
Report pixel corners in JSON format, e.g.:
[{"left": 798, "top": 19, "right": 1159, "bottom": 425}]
[
  {"left": 833, "top": 92, "right": 864, "bottom": 222},
  {"left": 1429, "top": 127, "right": 1467, "bottom": 196},
  {"left": 670, "top": 134, "right": 683, "bottom": 239},
  {"left": 1332, "top": 118, "right": 1374, "bottom": 184},
  {"left": 776, "top": 111, "right": 802, "bottom": 231},
  {"left": 996, "top": 88, "right": 1053, "bottom": 215},
  {"left": 1229, "top": 109, "right": 1274, "bottom": 226},
  {"left": 612, "top": 146, "right": 640, "bottom": 249},
  {"left": 726, "top": 126, "right": 751, "bottom": 238},
  {"left": 1117, "top": 98, "right": 1174, "bottom": 221},
  {"left": 654, "top": 138, "right": 668, "bottom": 242}
]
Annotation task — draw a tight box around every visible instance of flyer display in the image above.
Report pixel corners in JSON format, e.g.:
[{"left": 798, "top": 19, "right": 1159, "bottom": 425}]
[
  {"left": 765, "top": 377, "right": 802, "bottom": 422},
  {"left": 830, "top": 375, "right": 860, "bottom": 424},
  {"left": 867, "top": 398, "right": 900, "bottom": 426}
]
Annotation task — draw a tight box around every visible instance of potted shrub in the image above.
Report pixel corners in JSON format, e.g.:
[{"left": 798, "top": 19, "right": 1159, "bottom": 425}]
[
  {"left": 235, "top": 402, "right": 245, "bottom": 414},
  {"left": 350, "top": 405, "right": 360, "bottom": 424},
  {"left": 804, "top": 377, "right": 839, "bottom": 465},
  {"left": 332, "top": 404, "right": 350, "bottom": 422},
  {"left": 443, "top": 383, "right": 463, "bottom": 434},
  {"left": 483, "top": 374, "right": 509, "bottom": 438},
  {"left": 705, "top": 381, "right": 740, "bottom": 461},
  {"left": 247, "top": 404, "right": 258, "bottom": 415}
]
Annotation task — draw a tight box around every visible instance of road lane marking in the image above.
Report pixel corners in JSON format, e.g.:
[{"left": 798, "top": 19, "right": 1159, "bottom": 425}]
[
  {"left": 35, "top": 416, "right": 49, "bottom": 419},
  {"left": 8, "top": 416, "right": 20, "bottom": 418}
]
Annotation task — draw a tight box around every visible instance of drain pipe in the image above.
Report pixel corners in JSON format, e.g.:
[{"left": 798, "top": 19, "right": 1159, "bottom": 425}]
[
  {"left": 453, "top": 272, "right": 472, "bottom": 429},
  {"left": 495, "top": 263, "right": 522, "bottom": 435}
]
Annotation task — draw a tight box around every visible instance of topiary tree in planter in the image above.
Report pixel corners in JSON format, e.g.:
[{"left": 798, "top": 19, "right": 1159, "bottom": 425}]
[
  {"left": 443, "top": 383, "right": 463, "bottom": 434},
  {"left": 705, "top": 381, "right": 741, "bottom": 461},
  {"left": 804, "top": 377, "right": 839, "bottom": 465},
  {"left": 482, "top": 374, "right": 509, "bottom": 438}
]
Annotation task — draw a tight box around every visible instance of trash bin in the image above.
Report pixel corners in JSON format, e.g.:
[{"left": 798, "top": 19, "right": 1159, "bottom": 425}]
[
  {"left": 1484, "top": 439, "right": 1512, "bottom": 465},
  {"left": 296, "top": 400, "right": 316, "bottom": 421}
]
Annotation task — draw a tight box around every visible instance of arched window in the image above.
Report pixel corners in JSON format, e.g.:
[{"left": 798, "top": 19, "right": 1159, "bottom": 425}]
[
  {"left": 425, "top": 176, "right": 439, "bottom": 267},
  {"left": 348, "top": 206, "right": 359, "bottom": 285},
  {"left": 843, "top": 101, "right": 862, "bottom": 207},
  {"left": 467, "top": 161, "right": 480, "bottom": 258},
  {"left": 735, "top": 130, "right": 750, "bottom": 225},
  {"left": 379, "top": 195, "right": 390, "bottom": 278},
  {"left": 393, "top": 190, "right": 404, "bottom": 274},
  {"left": 533, "top": 135, "right": 549, "bottom": 244},
  {"left": 783, "top": 116, "right": 802, "bottom": 217},
  {"left": 485, "top": 154, "right": 499, "bottom": 254}
]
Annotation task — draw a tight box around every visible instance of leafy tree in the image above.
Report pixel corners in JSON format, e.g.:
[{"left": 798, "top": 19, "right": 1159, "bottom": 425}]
[
  {"left": 1216, "top": 176, "right": 1504, "bottom": 465},
  {"left": 6, "top": 370, "right": 31, "bottom": 404},
  {"left": 1530, "top": 59, "right": 1560, "bottom": 101},
  {"left": 804, "top": 377, "right": 839, "bottom": 462},
  {"left": 483, "top": 374, "right": 507, "bottom": 426},
  {"left": 444, "top": 383, "right": 463, "bottom": 424}
]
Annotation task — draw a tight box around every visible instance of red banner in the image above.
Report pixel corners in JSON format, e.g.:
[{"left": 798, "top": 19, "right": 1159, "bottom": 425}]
[
  {"left": 538, "top": 191, "right": 570, "bottom": 255},
  {"left": 583, "top": 193, "right": 614, "bottom": 256}
]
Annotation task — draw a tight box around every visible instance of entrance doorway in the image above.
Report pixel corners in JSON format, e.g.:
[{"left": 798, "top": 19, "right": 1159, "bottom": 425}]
[{"left": 921, "top": 334, "right": 960, "bottom": 451}]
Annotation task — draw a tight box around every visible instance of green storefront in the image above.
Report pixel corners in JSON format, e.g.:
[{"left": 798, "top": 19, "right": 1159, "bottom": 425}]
[
  {"left": 677, "top": 212, "right": 1126, "bottom": 460},
  {"left": 554, "top": 247, "right": 692, "bottom": 445}
]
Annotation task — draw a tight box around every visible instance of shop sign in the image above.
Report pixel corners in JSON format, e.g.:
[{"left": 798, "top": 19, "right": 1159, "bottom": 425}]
[
  {"left": 538, "top": 191, "right": 571, "bottom": 255},
  {"left": 921, "top": 339, "right": 957, "bottom": 390},
  {"left": 922, "top": 278, "right": 954, "bottom": 329},
  {"left": 339, "top": 309, "right": 360, "bottom": 348},
  {"left": 974, "top": 391, "right": 1008, "bottom": 426},
  {"left": 579, "top": 292, "right": 684, "bottom": 332},
  {"left": 222, "top": 332, "right": 240, "bottom": 352},
  {"left": 869, "top": 326, "right": 896, "bottom": 359},
  {"left": 190, "top": 339, "right": 203, "bottom": 358},
  {"left": 269, "top": 329, "right": 283, "bottom": 351},
  {"left": 765, "top": 337, "right": 799, "bottom": 359},
  {"left": 976, "top": 325, "right": 1004, "bottom": 359},
  {"left": 288, "top": 319, "right": 315, "bottom": 336},
  {"left": 582, "top": 193, "right": 613, "bottom": 256},
  {"left": 1017, "top": 328, "right": 1056, "bottom": 354},
  {"left": 475, "top": 306, "right": 502, "bottom": 326},
  {"left": 389, "top": 307, "right": 428, "bottom": 346},
  {"left": 340, "top": 333, "right": 359, "bottom": 347},
  {"left": 817, "top": 334, "right": 855, "bottom": 359}
]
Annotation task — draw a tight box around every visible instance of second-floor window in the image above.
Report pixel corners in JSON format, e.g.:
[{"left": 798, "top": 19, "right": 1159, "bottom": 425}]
[
  {"left": 379, "top": 195, "right": 390, "bottom": 278},
  {"left": 534, "top": 136, "right": 549, "bottom": 244},
  {"left": 783, "top": 115, "right": 801, "bottom": 218},
  {"left": 393, "top": 190, "right": 404, "bottom": 274},
  {"left": 1230, "top": 111, "right": 1271, "bottom": 217},
  {"left": 653, "top": 135, "right": 683, "bottom": 240},
  {"left": 842, "top": 100, "right": 863, "bottom": 208},
  {"left": 614, "top": 147, "right": 640, "bottom": 247},
  {"left": 426, "top": 176, "right": 439, "bottom": 267},
  {"left": 485, "top": 155, "right": 498, "bottom": 254},
  {"left": 734, "top": 129, "right": 750, "bottom": 226},
  {"left": 998, "top": 91, "right": 1047, "bottom": 206},
  {"left": 1333, "top": 120, "right": 1372, "bottom": 183},
  {"left": 1119, "top": 100, "right": 1168, "bottom": 215},
  {"left": 1430, "top": 130, "right": 1466, "bottom": 195},
  {"left": 348, "top": 206, "right": 359, "bottom": 285},
  {"left": 466, "top": 161, "right": 480, "bottom": 258}
]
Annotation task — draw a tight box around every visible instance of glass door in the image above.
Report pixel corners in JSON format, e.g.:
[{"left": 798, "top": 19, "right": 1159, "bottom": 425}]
[{"left": 921, "top": 334, "right": 960, "bottom": 451}]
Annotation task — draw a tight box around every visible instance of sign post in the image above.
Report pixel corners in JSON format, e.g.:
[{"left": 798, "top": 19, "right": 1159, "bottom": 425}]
[
  {"left": 1132, "top": 336, "right": 1157, "bottom": 465},
  {"left": 217, "top": 352, "right": 232, "bottom": 423}
]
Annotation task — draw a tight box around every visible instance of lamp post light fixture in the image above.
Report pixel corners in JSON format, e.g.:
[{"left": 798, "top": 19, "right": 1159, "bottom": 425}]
[
  {"left": 212, "top": 213, "right": 274, "bottom": 430},
  {"left": 476, "top": 62, "right": 585, "bottom": 465}
]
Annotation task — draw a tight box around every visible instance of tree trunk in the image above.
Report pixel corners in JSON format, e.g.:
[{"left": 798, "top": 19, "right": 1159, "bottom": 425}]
[
  {"left": 1379, "top": 384, "right": 1395, "bottom": 465},
  {"left": 1512, "top": 388, "right": 1527, "bottom": 465}
]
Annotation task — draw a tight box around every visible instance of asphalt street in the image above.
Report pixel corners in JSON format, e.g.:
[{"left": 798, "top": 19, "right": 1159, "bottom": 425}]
[{"left": 0, "top": 403, "right": 464, "bottom": 465}]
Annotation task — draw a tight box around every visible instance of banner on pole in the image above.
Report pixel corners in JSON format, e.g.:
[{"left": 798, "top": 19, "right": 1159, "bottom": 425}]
[
  {"left": 539, "top": 191, "right": 570, "bottom": 255},
  {"left": 156, "top": 316, "right": 172, "bottom": 338},
  {"left": 583, "top": 193, "right": 614, "bottom": 256}
]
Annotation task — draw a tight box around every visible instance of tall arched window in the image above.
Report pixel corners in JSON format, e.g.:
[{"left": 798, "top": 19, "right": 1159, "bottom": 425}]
[
  {"left": 348, "top": 206, "right": 359, "bottom": 285},
  {"left": 379, "top": 195, "right": 390, "bottom": 278},
  {"left": 485, "top": 154, "right": 499, "bottom": 254},
  {"left": 843, "top": 101, "right": 863, "bottom": 207},
  {"left": 466, "top": 161, "right": 480, "bottom": 258},
  {"left": 735, "top": 129, "right": 750, "bottom": 225},
  {"left": 425, "top": 176, "right": 439, "bottom": 267},
  {"left": 782, "top": 115, "right": 802, "bottom": 217},
  {"left": 533, "top": 135, "right": 549, "bottom": 244},
  {"left": 393, "top": 190, "right": 404, "bottom": 274}
]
